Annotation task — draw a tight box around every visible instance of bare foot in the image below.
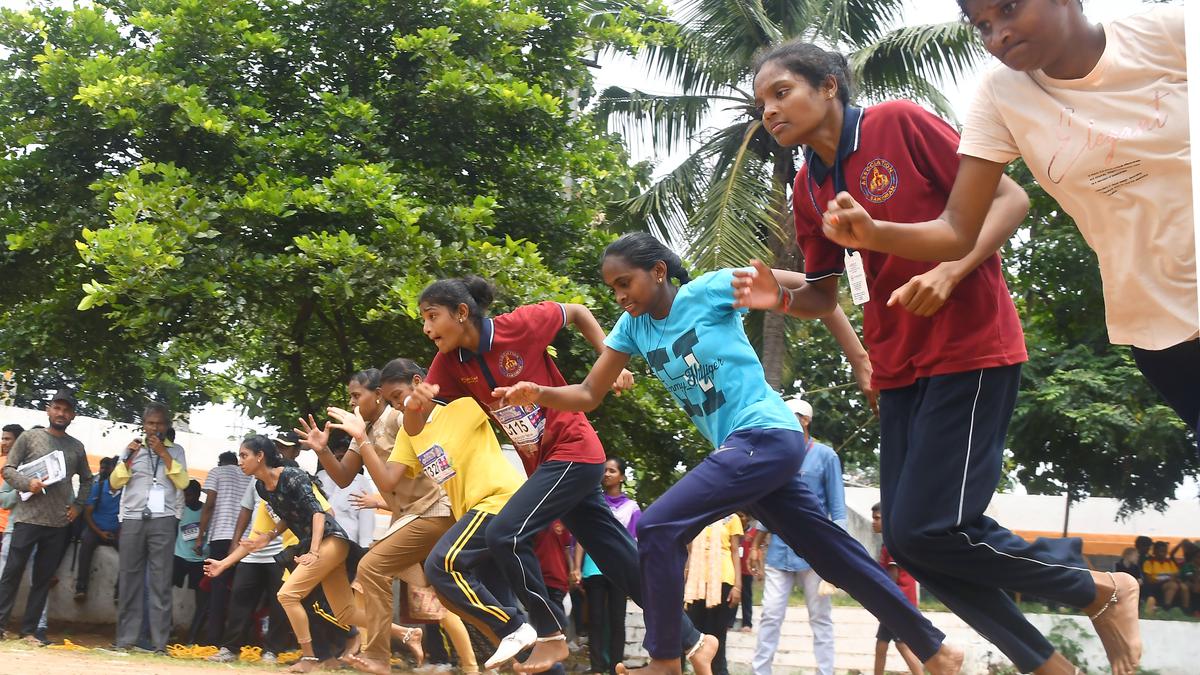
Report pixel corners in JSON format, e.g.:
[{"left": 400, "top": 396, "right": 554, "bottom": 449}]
[
  {"left": 391, "top": 624, "right": 425, "bottom": 668},
  {"left": 615, "top": 658, "right": 685, "bottom": 675},
  {"left": 287, "top": 657, "right": 322, "bottom": 673},
  {"left": 339, "top": 630, "right": 362, "bottom": 664},
  {"left": 513, "top": 636, "right": 569, "bottom": 673},
  {"left": 923, "top": 643, "right": 965, "bottom": 675},
  {"left": 1089, "top": 571, "right": 1142, "bottom": 675},
  {"left": 686, "top": 634, "right": 718, "bottom": 675},
  {"left": 345, "top": 653, "right": 391, "bottom": 675}
]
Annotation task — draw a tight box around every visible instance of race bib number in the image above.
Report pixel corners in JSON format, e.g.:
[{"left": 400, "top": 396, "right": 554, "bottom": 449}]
[
  {"left": 492, "top": 404, "right": 546, "bottom": 447},
  {"left": 418, "top": 444, "right": 457, "bottom": 485},
  {"left": 181, "top": 522, "right": 200, "bottom": 542}
]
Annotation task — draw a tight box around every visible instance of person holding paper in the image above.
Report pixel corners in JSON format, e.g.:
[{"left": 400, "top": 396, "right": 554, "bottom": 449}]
[
  {"left": 109, "top": 401, "right": 189, "bottom": 653},
  {"left": 0, "top": 389, "right": 93, "bottom": 643}
]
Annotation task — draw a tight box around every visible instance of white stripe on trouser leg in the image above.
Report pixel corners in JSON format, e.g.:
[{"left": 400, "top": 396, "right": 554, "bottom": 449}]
[
  {"left": 511, "top": 461, "right": 572, "bottom": 633},
  {"left": 955, "top": 370, "right": 986, "bottom": 527},
  {"left": 959, "top": 532, "right": 1094, "bottom": 575}
]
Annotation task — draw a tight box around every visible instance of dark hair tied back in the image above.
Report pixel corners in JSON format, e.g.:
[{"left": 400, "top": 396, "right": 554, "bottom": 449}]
[
  {"left": 380, "top": 358, "right": 428, "bottom": 385},
  {"left": 242, "top": 434, "right": 283, "bottom": 468},
  {"left": 752, "top": 41, "right": 854, "bottom": 107},
  {"left": 350, "top": 368, "right": 381, "bottom": 390},
  {"left": 603, "top": 233, "right": 690, "bottom": 284},
  {"left": 419, "top": 275, "right": 496, "bottom": 325}
]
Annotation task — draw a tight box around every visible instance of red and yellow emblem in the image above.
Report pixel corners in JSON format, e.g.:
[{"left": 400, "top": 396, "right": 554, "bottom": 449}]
[
  {"left": 859, "top": 158, "right": 899, "bottom": 204},
  {"left": 498, "top": 350, "right": 525, "bottom": 378}
]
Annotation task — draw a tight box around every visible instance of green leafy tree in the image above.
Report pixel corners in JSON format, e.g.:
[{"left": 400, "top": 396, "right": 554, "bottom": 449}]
[
  {"left": 593, "top": 0, "right": 984, "bottom": 463},
  {"left": 0, "top": 0, "right": 709, "bottom": 483}
]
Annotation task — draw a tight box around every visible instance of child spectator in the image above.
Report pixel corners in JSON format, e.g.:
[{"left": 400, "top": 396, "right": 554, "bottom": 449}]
[
  {"left": 174, "top": 479, "right": 208, "bottom": 644},
  {"left": 1143, "top": 541, "right": 1183, "bottom": 613},
  {"left": 872, "top": 503, "right": 922, "bottom": 675}
]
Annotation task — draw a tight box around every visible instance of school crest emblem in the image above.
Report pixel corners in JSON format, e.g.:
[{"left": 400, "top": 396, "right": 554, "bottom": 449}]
[
  {"left": 498, "top": 350, "right": 525, "bottom": 378},
  {"left": 859, "top": 158, "right": 899, "bottom": 204}
]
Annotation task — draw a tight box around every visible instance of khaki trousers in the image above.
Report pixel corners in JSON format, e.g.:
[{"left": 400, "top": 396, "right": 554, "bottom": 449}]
[{"left": 276, "top": 537, "right": 363, "bottom": 644}]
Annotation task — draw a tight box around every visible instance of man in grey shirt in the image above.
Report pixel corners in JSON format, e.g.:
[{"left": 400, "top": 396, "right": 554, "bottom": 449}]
[
  {"left": 109, "top": 401, "right": 189, "bottom": 653},
  {"left": 0, "top": 389, "right": 93, "bottom": 642}
]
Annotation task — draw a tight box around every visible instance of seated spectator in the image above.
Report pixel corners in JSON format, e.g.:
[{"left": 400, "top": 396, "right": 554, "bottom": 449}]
[
  {"left": 175, "top": 479, "right": 208, "bottom": 644},
  {"left": 75, "top": 456, "right": 122, "bottom": 600},
  {"left": 1179, "top": 549, "right": 1199, "bottom": 615},
  {"left": 1143, "top": 540, "right": 1183, "bottom": 613},
  {"left": 1113, "top": 547, "right": 1144, "bottom": 608}
]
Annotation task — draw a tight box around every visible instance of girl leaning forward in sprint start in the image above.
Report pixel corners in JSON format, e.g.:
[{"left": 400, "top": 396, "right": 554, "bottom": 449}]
[
  {"left": 401, "top": 277, "right": 721, "bottom": 674},
  {"left": 741, "top": 39, "right": 1142, "bottom": 675},
  {"left": 493, "top": 232, "right": 965, "bottom": 675}
]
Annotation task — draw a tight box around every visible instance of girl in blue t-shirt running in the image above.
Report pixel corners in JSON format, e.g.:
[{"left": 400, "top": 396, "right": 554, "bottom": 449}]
[{"left": 494, "top": 232, "right": 963, "bottom": 675}]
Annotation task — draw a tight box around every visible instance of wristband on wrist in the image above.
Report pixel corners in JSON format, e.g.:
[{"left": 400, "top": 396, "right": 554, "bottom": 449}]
[{"left": 775, "top": 285, "right": 793, "bottom": 313}]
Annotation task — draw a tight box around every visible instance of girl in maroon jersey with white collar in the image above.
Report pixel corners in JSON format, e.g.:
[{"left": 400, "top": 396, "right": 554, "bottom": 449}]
[
  {"left": 734, "top": 41, "right": 1141, "bottom": 675},
  {"left": 402, "top": 276, "right": 718, "bottom": 675}
]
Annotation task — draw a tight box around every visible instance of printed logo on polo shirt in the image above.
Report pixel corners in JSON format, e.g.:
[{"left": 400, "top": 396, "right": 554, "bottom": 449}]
[
  {"left": 860, "top": 158, "right": 899, "bottom": 203},
  {"left": 459, "top": 375, "right": 479, "bottom": 385},
  {"left": 497, "top": 350, "right": 525, "bottom": 378}
]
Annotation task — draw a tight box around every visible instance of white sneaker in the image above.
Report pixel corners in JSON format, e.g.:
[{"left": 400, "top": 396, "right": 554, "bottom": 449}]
[
  {"left": 484, "top": 623, "right": 537, "bottom": 669},
  {"left": 207, "top": 647, "right": 237, "bottom": 663}
]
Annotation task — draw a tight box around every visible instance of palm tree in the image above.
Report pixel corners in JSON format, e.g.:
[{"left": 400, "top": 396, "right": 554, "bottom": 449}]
[{"left": 595, "top": 0, "right": 985, "bottom": 388}]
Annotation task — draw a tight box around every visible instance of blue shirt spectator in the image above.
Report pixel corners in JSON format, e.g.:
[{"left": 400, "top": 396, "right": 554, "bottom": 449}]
[
  {"left": 762, "top": 440, "right": 846, "bottom": 572},
  {"left": 87, "top": 475, "right": 122, "bottom": 533}
]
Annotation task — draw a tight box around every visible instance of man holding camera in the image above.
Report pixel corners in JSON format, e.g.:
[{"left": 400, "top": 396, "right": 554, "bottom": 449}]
[{"left": 109, "top": 402, "right": 189, "bottom": 653}]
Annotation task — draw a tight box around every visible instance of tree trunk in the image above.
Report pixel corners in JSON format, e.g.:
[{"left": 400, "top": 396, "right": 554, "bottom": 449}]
[{"left": 761, "top": 152, "right": 797, "bottom": 391}]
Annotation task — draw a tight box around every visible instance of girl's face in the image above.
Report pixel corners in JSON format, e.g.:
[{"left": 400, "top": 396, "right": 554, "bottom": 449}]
[
  {"left": 348, "top": 379, "right": 383, "bottom": 419},
  {"left": 601, "top": 255, "right": 667, "bottom": 318},
  {"left": 238, "top": 445, "right": 262, "bottom": 475},
  {"left": 601, "top": 459, "right": 623, "bottom": 489},
  {"left": 380, "top": 378, "right": 418, "bottom": 410},
  {"left": 961, "top": 0, "right": 1068, "bottom": 72},
  {"left": 753, "top": 60, "right": 835, "bottom": 148},
  {"left": 420, "top": 301, "right": 468, "bottom": 353}
]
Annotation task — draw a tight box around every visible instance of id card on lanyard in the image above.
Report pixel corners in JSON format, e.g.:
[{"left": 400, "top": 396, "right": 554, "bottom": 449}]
[{"left": 806, "top": 156, "right": 870, "bottom": 306}]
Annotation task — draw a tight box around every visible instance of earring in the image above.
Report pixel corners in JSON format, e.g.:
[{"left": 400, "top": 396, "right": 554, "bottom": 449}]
[
  {"left": 657, "top": 277, "right": 663, "bottom": 284},
  {"left": 458, "top": 317, "right": 464, "bottom": 323}
]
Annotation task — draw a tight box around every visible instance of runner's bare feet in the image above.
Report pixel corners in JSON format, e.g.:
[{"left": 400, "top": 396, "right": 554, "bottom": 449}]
[
  {"left": 1088, "top": 571, "right": 1142, "bottom": 675},
  {"left": 615, "top": 659, "right": 684, "bottom": 675},
  {"left": 686, "top": 634, "right": 718, "bottom": 675},
  {"left": 287, "top": 656, "right": 323, "bottom": 673},
  {"left": 923, "top": 643, "right": 965, "bottom": 675},
  {"left": 346, "top": 653, "right": 391, "bottom": 675},
  {"left": 391, "top": 624, "right": 425, "bottom": 667},
  {"left": 338, "top": 630, "right": 362, "bottom": 664},
  {"left": 513, "top": 634, "right": 569, "bottom": 673}
]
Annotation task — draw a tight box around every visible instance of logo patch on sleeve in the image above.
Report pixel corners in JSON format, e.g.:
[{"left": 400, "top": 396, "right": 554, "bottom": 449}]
[{"left": 860, "top": 158, "right": 899, "bottom": 204}]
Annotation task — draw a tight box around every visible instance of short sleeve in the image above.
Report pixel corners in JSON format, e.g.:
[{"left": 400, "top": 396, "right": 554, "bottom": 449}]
[
  {"left": 703, "top": 269, "right": 744, "bottom": 314},
  {"left": 793, "top": 170, "right": 845, "bottom": 281},
  {"left": 425, "top": 352, "right": 468, "bottom": 401},
  {"left": 958, "top": 73, "right": 1021, "bottom": 164},
  {"left": 87, "top": 481, "right": 101, "bottom": 506},
  {"left": 500, "top": 302, "right": 567, "bottom": 352},
  {"left": 898, "top": 102, "right": 962, "bottom": 196},
  {"left": 388, "top": 431, "right": 419, "bottom": 474},
  {"left": 240, "top": 480, "right": 257, "bottom": 510},
  {"left": 203, "top": 467, "right": 219, "bottom": 492},
  {"left": 603, "top": 311, "right": 639, "bottom": 355},
  {"left": 726, "top": 515, "right": 744, "bottom": 539}
]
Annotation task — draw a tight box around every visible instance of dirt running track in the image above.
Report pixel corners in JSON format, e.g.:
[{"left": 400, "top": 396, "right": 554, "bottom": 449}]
[{"left": 0, "top": 643, "right": 291, "bottom": 674}]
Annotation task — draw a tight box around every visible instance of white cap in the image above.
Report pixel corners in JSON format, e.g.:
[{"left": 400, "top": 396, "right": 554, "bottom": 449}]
[{"left": 786, "top": 397, "right": 812, "bottom": 419}]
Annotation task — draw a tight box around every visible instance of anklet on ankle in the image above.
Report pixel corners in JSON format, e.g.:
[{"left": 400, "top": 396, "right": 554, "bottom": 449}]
[
  {"left": 535, "top": 634, "right": 567, "bottom": 643},
  {"left": 1090, "top": 571, "right": 1120, "bottom": 621},
  {"left": 686, "top": 634, "right": 711, "bottom": 659}
]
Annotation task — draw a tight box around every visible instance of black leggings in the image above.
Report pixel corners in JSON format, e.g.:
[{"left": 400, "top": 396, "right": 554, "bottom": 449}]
[
  {"left": 684, "top": 584, "right": 735, "bottom": 675},
  {"left": 1132, "top": 338, "right": 1200, "bottom": 449},
  {"left": 583, "top": 575, "right": 627, "bottom": 674}
]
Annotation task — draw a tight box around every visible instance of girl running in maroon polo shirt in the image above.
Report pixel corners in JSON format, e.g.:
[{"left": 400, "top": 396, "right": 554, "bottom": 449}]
[
  {"left": 402, "top": 276, "right": 718, "bottom": 674},
  {"left": 735, "top": 42, "right": 1141, "bottom": 675}
]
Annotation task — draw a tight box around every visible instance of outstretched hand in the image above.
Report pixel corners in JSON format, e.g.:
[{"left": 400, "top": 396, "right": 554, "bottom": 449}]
[
  {"left": 822, "top": 192, "right": 879, "bottom": 251},
  {"left": 492, "top": 381, "right": 540, "bottom": 407},
  {"left": 326, "top": 406, "right": 368, "bottom": 442},
  {"left": 732, "top": 259, "right": 785, "bottom": 311},
  {"left": 295, "top": 414, "right": 330, "bottom": 452}
]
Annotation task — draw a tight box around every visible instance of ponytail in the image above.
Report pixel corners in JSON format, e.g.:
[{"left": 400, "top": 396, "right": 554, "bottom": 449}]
[
  {"left": 603, "top": 233, "right": 691, "bottom": 285},
  {"left": 419, "top": 275, "right": 496, "bottom": 325},
  {"left": 242, "top": 434, "right": 283, "bottom": 468}
]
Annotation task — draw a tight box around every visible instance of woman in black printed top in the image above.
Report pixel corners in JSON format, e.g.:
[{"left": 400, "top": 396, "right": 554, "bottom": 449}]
[{"left": 204, "top": 435, "right": 364, "bottom": 673}]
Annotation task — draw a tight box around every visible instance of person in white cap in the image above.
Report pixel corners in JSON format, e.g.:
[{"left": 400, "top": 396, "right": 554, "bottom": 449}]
[{"left": 748, "top": 397, "right": 846, "bottom": 675}]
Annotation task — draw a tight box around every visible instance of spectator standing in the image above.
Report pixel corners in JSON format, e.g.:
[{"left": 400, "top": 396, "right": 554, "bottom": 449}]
[
  {"left": 0, "top": 424, "right": 25, "bottom": 573},
  {"left": 314, "top": 440, "right": 376, "bottom": 549},
  {"left": 197, "top": 450, "right": 251, "bottom": 646},
  {"left": 683, "top": 515, "right": 743, "bottom": 675},
  {"left": 749, "top": 398, "right": 846, "bottom": 675},
  {"left": 109, "top": 402, "right": 190, "bottom": 653},
  {"left": 871, "top": 503, "right": 923, "bottom": 675},
  {"left": 0, "top": 390, "right": 93, "bottom": 643},
  {"left": 175, "top": 479, "right": 208, "bottom": 644},
  {"left": 732, "top": 512, "right": 757, "bottom": 633},
  {"left": 74, "top": 456, "right": 122, "bottom": 600}
]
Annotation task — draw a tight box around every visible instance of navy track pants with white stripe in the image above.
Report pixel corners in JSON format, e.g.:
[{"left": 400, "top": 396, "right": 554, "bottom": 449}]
[{"left": 879, "top": 364, "right": 1095, "bottom": 673}]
